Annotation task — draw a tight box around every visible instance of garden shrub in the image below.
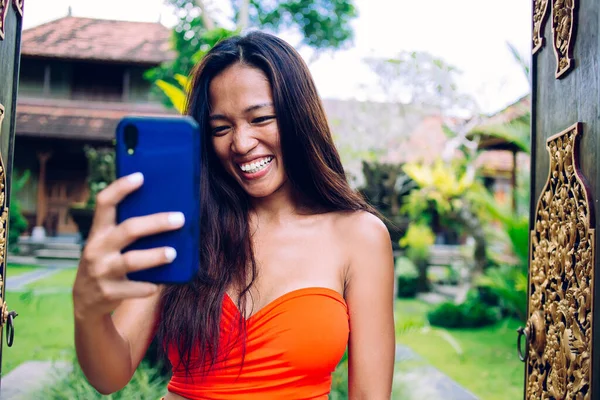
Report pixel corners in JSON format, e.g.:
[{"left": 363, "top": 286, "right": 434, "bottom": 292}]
[
  {"left": 427, "top": 292, "right": 499, "bottom": 328},
  {"left": 395, "top": 256, "right": 419, "bottom": 298},
  {"left": 9, "top": 170, "right": 30, "bottom": 252},
  {"left": 37, "top": 357, "right": 168, "bottom": 399},
  {"left": 427, "top": 302, "right": 464, "bottom": 328},
  {"left": 329, "top": 351, "right": 348, "bottom": 399}
]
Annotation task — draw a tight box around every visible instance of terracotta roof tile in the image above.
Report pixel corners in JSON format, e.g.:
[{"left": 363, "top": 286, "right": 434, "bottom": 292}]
[{"left": 22, "top": 16, "right": 175, "bottom": 64}]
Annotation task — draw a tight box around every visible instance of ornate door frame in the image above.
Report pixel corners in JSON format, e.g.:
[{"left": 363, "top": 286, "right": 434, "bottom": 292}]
[
  {"left": 521, "top": 0, "right": 600, "bottom": 399},
  {"left": 0, "top": 0, "right": 23, "bottom": 389}
]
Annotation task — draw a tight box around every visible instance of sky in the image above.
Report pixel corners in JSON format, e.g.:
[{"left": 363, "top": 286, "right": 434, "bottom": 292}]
[{"left": 22, "top": 0, "right": 531, "bottom": 115}]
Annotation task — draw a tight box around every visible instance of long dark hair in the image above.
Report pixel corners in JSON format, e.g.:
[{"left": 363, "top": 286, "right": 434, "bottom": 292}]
[{"left": 157, "top": 31, "right": 373, "bottom": 375}]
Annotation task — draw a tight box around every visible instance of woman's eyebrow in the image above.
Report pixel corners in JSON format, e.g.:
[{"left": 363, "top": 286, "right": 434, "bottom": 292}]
[
  {"left": 209, "top": 114, "right": 228, "bottom": 121},
  {"left": 209, "top": 103, "right": 274, "bottom": 121},
  {"left": 244, "top": 103, "right": 274, "bottom": 113}
]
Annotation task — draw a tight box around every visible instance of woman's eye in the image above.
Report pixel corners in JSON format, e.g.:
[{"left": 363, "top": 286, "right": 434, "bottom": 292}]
[
  {"left": 211, "top": 126, "right": 230, "bottom": 136},
  {"left": 252, "top": 116, "right": 275, "bottom": 124}
]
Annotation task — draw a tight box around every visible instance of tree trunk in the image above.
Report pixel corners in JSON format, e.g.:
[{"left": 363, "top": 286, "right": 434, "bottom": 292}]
[
  {"left": 237, "top": 0, "right": 250, "bottom": 31},
  {"left": 455, "top": 206, "right": 488, "bottom": 279},
  {"left": 416, "top": 258, "right": 430, "bottom": 292},
  {"left": 195, "top": 0, "right": 215, "bottom": 30}
]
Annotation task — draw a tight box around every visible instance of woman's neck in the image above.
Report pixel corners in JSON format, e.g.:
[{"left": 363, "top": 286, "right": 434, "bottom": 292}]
[{"left": 249, "top": 181, "right": 313, "bottom": 225}]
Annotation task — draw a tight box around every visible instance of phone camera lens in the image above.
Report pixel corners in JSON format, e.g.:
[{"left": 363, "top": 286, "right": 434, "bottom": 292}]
[{"left": 124, "top": 124, "right": 138, "bottom": 154}]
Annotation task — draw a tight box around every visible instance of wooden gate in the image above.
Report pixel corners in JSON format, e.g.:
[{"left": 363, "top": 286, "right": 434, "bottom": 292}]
[
  {"left": 520, "top": 0, "right": 600, "bottom": 398},
  {"left": 0, "top": 0, "right": 23, "bottom": 390}
]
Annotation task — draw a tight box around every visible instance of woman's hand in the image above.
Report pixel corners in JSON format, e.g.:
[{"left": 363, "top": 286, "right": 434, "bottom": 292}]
[{"left": 72, "top": 172, "right": 185, "bottom": 322}]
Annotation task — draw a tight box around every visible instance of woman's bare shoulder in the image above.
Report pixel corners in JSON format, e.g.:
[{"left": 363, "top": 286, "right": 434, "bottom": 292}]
[{"left": 332, "top": 210, "right": 390, "bottom": 246}]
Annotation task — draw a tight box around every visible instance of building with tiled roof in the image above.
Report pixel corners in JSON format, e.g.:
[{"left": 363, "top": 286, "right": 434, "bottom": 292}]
[
  {"left": 15, "top": 16, "right": 177, "bottom": 236},
  {"left": 21, "top": 16, "right": 175, "bottom": 64}
]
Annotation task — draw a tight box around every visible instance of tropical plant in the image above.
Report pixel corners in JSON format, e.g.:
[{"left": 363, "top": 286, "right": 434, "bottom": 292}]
[
  {"left": 395, "top": 256, "right": 419, "bottom": 298},
  {"left": 357, "top": 161, "right": 416, "bottom": 248},
  {"left": 36, "top": 357, "right": 167, "bottom": 399},
  {"left": 329, "top": 351, "right": 349, "bottom": 400},
  {"left": 9, "top": 170, "right": 30, "bottom": 252},
  {"left": 402, "top": 159, "right": 493, "bottom": 283},
  {"left": 428, "top": 290, "right": 500, "bottom": 329},
  {"left": 82, "top": 146, "right": 116, "bottom": 209},
  {"left": 477, "top": 199, "right": 529, "bottom": 321},
  {"left": 399, "top": 223, "right": 435, "bottom": 292}
]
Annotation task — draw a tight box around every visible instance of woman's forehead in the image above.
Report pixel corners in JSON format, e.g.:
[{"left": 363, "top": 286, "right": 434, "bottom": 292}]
[{"left": 209, "top": 65, "right": 273, "bottom": 110}]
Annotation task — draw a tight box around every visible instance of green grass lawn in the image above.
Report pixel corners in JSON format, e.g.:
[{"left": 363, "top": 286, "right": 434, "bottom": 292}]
[
  {"left": 2, "top": 291, "right": 74, "bottom": 374},
  {"left": 395, "top": 299, "right": 525, "bottom": 400}
]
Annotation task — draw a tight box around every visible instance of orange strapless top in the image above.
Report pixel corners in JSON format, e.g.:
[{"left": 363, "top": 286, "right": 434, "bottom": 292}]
[{"left": 167, "top": 287, "right": 349, "bottom": 400}]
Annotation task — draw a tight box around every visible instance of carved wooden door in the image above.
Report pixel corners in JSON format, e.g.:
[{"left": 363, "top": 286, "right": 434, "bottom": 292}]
[
  {"left": 0, "top": 0, "right": 23, "bottom": 390},
  {"left": 520, "top": 1, "right": 599, "bottom": 398}
]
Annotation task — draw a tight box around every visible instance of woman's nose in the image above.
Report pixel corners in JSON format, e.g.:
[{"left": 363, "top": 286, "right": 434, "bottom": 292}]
[{"left": 231, "top": 125, "right": 258, "bottom": 154}]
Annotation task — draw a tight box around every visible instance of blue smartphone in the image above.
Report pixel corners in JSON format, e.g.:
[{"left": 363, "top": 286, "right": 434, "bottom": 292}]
[{"left": 115, "top": 116, "right": 201, "bottom": 284}]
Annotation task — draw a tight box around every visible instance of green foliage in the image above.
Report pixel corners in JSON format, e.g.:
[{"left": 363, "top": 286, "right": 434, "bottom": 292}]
[
  {"left": 403, "top": 160, "right": 487, "bottom": 216},
  {"left": 395, "top": 257, "right": 418, "bottom": 298},
  {"left": 146, "top": 27, "right": 238, "bottom": 108},
  {"left": 359, "top": 161, "right": 414, "bottom": 216},
  {"left": 329, "top": 351, "right": 349, "bottom": 399},
  {"left": 150, "top": 0, "right": 357, "bottom": 108},
  {"left": 358, "top": 161, "right": 415, "bottom": 248},
  {"left": 399, "top": 223, "right": 434, "bottom": 263},
  {"left": 478, "top": 196, "right": 529, "bottom": 321},
  {"left": 166, "top": 0, "right": 357, "bottom": 50},
  {"left": 396, "top": 256, "right": 418, "bottom": 277},
  {"left": 155, "top": 75, "right": 188, "bottom": 114},
  {"left": 469, "top": 116, "right": 531, "bottom": 155},
  {"left": 248, "top": 0, "right": 357, "bottom": 50},
  {"left": 37, "top": 358, "right": 168, "bottom": 399},
  {"left": 82, "top": 146, "right": 116, "bottom": 209},
  {"left": 427, "top": 293, "right": 499, "bottom": 329},
  {"left": 478, "top": 265, "right": 528, "bottom": 321},
  {"left": 9, "top": 170, "right": 30, "bottom": 251}
]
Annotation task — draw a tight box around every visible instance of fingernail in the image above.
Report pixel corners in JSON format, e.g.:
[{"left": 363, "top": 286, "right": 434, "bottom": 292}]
[
  {"left": 165, "top": 247, "right": 177, "bottom": 262},
  {"left": 128, "top": 172, "right": 144, "bottom": 184},
  {"left": 168, "top": 212, "right": 185, "bottom": 226}
]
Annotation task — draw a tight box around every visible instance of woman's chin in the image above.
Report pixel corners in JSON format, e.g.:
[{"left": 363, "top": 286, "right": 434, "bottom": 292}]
[{"left": 241, "top": 178, "right": 289, "bottom": 200}]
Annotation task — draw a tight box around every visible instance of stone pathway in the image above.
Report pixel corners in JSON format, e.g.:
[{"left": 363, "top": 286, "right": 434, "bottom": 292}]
[
  {"left": 8, "top": 255, "right": 78, "bottom": 269},
  {"left": 6, "top": 269, "right": 60, "bottom": 292},
  {"left": 1, "top": 361, "right": 72, "bottom": 399},
  {"left": 394, "top": 345, "right": 479, "bottom": 399}
]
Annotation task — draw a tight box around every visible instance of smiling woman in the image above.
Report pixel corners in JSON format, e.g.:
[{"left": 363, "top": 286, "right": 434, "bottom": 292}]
[
  {"left": 208, "top": 65, "right": 285, "bottom": 199},
  {"left": 72, "top": 31, "right": 395, "bottom": 400}
]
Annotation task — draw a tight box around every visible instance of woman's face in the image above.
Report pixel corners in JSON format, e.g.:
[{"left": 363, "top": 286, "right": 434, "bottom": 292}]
[{"left": 209, "top": 63, "right": 287, "bottom": 199}]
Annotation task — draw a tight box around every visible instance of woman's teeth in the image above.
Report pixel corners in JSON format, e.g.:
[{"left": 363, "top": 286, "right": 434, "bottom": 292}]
[{"left": 240, "top": 157, "right": 273, "bottom": 174}]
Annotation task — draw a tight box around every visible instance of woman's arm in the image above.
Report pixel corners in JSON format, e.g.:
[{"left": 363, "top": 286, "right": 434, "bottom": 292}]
[
  {"left": 74, "top": 293, "right": 161, "bottom": 394},
  {"left": 73, "top": 173, "right": 183, "bottom": 394},
  {"left": 343, "top": 212, "right": 395, "bottom": 399}
]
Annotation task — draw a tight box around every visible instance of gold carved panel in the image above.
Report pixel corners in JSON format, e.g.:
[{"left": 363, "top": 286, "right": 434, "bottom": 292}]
[
  {"left": 552, "top": 0, "right": 577, "bottom": 79},
  {"left": 12, "top": 0, "right": 22, "bottom": 17},
  {"left": 526, "top": 123, "right": 594, "bottom": 399},
  {"left": 533, "top": 0, "right": 550, "bottom": 54},
  {"left": 0, "top": 0, "right": 24, "bottom": 40},
  {"left": 0, "top": 104, "right": 12, "bottom": 341},
  {"left": 0, "top": 0, "right": 8, "bottom": 40}
]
